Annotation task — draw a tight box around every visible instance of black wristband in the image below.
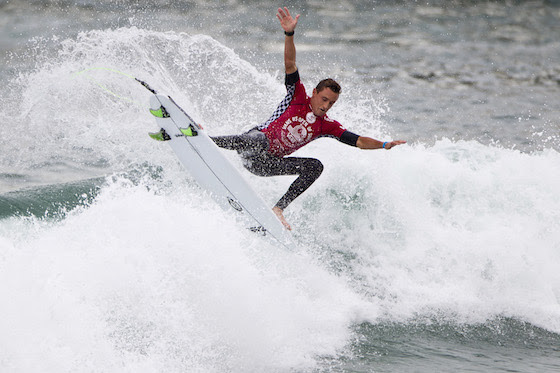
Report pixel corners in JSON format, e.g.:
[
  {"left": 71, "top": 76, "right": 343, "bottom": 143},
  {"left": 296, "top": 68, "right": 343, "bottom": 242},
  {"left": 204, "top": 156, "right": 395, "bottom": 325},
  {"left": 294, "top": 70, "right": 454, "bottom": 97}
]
[{"left": 284, "top": 30, "right": 295, "bottom": 36}]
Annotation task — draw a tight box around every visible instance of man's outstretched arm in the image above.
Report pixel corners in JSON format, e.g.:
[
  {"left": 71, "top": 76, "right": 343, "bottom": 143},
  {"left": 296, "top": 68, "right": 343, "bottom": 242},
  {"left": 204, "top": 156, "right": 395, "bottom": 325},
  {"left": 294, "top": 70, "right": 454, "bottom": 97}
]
[
  {"left": 276, "top": 7, "right": 300, "bottom": 74},
  {"left": 356, "top": 137, "right": 406, "bottom": 150}
]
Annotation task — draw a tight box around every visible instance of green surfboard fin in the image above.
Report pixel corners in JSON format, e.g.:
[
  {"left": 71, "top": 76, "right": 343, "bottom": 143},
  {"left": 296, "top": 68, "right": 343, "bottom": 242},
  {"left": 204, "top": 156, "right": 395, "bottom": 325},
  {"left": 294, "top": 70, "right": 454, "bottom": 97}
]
[
  {"left": 150, "top": 106, "right": 170, "bottom": 118},
  {"left": 148, "top": 128, "right": 171, "bottom": 141},
  {"left": 180, "top": 126, "right": 198, "bottom": 137}
]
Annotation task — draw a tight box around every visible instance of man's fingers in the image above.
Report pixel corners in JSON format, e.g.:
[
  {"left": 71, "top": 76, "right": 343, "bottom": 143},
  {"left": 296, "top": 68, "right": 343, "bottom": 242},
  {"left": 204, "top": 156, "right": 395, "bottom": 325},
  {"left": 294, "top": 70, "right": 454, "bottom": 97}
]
[
  {"left": 387, "top": 140, "right": 406, "bottom": 149},
  {"left": 283, "top": 7, "right": 291, "bottom": 18},
  {"left": 277, "top": 7, "right": 300, "bottom": 31},
  {"left": 277, "top": 7, "right": 294, "bottom": 21},
  {"left": 277, "top": 7, "right": 287, "bottom": 19}
]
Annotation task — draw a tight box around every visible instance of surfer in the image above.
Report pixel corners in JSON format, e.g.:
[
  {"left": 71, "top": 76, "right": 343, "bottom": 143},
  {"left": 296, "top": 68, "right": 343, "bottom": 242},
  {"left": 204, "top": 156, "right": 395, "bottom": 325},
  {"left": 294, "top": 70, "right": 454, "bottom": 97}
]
[{"left": 213, "top": 7, "right": 406, "bottom": 230}]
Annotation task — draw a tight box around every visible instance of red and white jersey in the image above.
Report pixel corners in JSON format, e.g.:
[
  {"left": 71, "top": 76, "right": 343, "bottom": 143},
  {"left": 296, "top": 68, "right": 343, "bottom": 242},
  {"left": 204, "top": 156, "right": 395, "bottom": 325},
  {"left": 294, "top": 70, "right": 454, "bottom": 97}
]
[{"left": 255, "top": 71, "right": 347, "bottom": 157}]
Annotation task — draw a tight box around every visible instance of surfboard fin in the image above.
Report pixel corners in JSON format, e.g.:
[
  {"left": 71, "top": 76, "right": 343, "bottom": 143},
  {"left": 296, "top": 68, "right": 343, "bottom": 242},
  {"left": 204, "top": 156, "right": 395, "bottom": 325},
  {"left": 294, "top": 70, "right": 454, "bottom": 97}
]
[
  {"left": 180, "top": 125, "right": 198, "bottom": 137},
  {"left": 149, "top": 128, "right": 171, "bottom": 141},
  {"left": 150, "top": 106, "right": 170, "bottom": 118}
]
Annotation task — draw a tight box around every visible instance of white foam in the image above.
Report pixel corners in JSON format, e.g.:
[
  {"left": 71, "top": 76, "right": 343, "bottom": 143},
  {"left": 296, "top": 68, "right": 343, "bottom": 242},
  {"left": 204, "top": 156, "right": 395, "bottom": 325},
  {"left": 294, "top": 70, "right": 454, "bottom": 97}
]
[
  {"left": 0, "top": 176, "right": 373, "bottom": 371},
  {"left": 300, "top": 138, "right": 560, "bottom": 330}
]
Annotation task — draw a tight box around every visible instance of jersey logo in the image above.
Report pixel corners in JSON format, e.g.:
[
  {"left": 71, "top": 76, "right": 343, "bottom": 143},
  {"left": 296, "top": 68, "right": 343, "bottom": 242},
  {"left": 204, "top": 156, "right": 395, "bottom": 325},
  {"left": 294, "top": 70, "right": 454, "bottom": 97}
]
[{"left": 281, "top": 116, "right": 313, "bottom": 147}]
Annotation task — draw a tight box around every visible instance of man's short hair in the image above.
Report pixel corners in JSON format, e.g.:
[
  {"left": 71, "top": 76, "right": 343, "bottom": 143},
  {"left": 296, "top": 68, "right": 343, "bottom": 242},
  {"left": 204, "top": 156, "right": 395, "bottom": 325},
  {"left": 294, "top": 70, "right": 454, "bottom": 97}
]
[{"left": 316, "top": 78, "right": 341, "bottom": 94}]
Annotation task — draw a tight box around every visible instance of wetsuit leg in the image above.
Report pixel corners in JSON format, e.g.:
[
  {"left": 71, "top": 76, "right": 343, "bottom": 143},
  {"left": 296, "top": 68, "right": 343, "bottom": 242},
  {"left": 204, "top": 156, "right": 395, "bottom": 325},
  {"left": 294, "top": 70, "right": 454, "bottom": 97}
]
[
  {"left": 211, "top": 130, "right": 268, "bottom": 154},
  {"left": 213, "top": 130, "right": 323, "bottom": 210},
  {"left": 243, "top": 154, "right": 324, "bottom": 210}
]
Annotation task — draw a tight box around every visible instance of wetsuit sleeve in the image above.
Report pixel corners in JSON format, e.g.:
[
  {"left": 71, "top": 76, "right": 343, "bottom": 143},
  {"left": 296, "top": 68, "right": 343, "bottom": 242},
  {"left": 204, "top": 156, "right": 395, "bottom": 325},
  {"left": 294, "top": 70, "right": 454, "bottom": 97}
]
[
  {"left": 285, "top": 70, "right": 300, "bottom": 86},
  {"left": 338, "top": 130, "right": 360, "bottom": 147}
]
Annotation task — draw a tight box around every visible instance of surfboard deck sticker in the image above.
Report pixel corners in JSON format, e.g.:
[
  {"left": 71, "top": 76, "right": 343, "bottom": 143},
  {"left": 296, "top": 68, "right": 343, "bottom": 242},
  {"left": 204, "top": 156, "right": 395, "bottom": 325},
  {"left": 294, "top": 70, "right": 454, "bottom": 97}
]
[{"left": 149, "top": 94, "right": 293, "bottom": 248}]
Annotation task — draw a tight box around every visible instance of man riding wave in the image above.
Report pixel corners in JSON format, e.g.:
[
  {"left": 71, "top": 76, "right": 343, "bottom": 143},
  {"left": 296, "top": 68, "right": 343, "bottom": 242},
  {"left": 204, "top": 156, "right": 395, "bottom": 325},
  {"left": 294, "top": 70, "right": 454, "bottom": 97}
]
[{"left": 213, "top": 7, "right": 406, "bottom": 230}]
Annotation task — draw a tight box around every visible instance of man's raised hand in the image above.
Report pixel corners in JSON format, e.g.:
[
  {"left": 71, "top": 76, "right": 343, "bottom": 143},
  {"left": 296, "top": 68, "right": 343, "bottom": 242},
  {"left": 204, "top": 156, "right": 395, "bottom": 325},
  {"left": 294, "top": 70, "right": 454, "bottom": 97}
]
[{"left": 276, "top": 7, "right": 300, "bottom": 33}]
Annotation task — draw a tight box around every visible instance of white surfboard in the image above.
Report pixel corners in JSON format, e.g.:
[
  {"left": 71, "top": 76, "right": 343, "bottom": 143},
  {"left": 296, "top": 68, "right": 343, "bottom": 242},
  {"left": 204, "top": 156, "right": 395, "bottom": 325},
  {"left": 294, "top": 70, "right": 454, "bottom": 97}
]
[{"left": 148, "top": 94, "right": 293, "bottom": 249}]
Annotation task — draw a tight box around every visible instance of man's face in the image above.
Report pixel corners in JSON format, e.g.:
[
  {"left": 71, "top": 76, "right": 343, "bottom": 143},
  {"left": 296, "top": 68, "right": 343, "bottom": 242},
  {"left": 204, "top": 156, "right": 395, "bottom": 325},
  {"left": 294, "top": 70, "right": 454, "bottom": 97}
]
[{"left": 310, "top": 87, "right": 339, "bottom": 117}]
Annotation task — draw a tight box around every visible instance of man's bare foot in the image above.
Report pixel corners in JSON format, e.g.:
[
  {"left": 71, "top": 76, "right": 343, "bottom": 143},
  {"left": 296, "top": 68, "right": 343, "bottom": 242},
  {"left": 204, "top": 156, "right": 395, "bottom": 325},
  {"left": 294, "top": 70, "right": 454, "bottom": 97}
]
[{"left": 272, "top": 206, "right": 292, "bottom": 230}]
